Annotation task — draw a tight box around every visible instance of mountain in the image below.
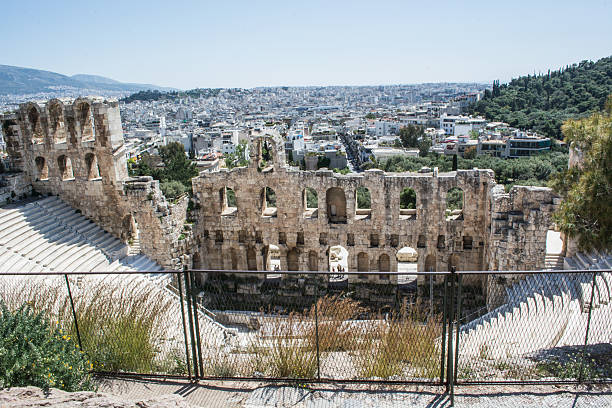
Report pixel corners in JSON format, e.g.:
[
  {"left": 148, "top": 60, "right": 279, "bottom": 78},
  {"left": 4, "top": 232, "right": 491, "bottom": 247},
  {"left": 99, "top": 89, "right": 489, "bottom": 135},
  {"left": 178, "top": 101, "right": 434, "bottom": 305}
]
[
  {"left": 470, "top": 55, "right": 612, "bottom": 139},
  {"left": 0, "top": 65, "right": 175, "bottom": 95}
]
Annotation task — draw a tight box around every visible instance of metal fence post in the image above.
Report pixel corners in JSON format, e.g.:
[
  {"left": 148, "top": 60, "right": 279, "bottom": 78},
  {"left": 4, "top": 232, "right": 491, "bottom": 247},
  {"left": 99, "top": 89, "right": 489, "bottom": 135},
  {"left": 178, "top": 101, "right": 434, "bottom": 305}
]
[
  {"left": 177, "top": 272, "right": 192, "bottom": 379},
  {"left": 184, "top": 270, "right": 199, "bottom": 378},
  {"left": 64, "top": 274, "right": 83, "bottom": 351},
  {"left": 189, "top": 270, "right": 205, "bottom": 377},
  {"left": 314, "top": 281, "right": 321, "bottom": 381},
  {"left": 578, "top": 270, "right": 597, "bottom": 383},
  {"left": 454, "top": 273, "right": 462, "bottom": 384},
  {"left": 447, "top": 267, "right": 456, "bottom": 405},
  {"left": 440, "top": 274, "right": 448, "bottom": 385}
]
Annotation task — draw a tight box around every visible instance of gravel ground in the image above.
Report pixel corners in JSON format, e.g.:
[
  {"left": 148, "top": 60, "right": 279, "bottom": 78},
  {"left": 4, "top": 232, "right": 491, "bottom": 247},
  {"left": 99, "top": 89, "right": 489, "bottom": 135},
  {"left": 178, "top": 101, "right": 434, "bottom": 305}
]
[{"left": 98, "top": 378, "right": 612, "bottom": 407}]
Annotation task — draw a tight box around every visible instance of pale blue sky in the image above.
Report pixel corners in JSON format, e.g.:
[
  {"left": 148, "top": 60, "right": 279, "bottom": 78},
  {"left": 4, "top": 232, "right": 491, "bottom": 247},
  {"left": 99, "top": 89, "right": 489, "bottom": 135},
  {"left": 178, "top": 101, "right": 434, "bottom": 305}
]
[{"left": 3, "top": 0, "right": 611, "bottom": 89}]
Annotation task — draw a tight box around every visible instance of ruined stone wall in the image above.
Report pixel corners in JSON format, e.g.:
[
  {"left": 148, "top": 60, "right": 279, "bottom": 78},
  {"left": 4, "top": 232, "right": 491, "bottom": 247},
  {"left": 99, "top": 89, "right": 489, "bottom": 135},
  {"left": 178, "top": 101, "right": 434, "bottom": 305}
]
[
  {"left": 192, "top": 136, "right": 495, "bottom": 285},
  {"left": 0, "top": 98, "right": 189, "bottom": 269},
  {"left": 485, "top": 184, "right": 560, "bottom": 308},
  {"left": 124, "top": 176, "right": 192, "bottom": 269}
]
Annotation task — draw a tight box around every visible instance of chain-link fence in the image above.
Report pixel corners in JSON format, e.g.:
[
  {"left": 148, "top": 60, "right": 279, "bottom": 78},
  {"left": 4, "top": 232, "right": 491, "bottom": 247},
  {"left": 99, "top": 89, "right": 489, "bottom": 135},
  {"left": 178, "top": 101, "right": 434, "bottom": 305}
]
[
  {"left": 0, "top": 269, "right": 610, "bottom": 387},
  {"left": 455, "top": 270, "right": 612, "bottom": 384}
]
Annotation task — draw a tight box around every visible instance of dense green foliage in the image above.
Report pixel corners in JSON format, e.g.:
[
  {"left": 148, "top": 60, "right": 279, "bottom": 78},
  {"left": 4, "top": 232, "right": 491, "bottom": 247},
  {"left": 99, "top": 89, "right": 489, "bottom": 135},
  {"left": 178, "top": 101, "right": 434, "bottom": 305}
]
[
  {"left": 160, "top": 180, "right": 185, "bottom": 199},
  {"left": 356, "top": 187, "right": 371, "bottom": 209},
  {"left": 265, "top": 187, "right": 276, "bottom": 207},
  {"left": 317, "top": 156, "right": 331, "bottom": 169},
  {"left": 471, "top": 56, "right": 612, "bottom": 139},
  {"left": 305, "top": 188, "right": 318, "bottom": 208},
  {"left": 549, "top": 96, "right": 612, "bottom": 250},
  {"left": 378, "top": 151, "right": 568, "bottom": 189},
  {"left": 226, "top": 188, "right": 237, "bottom": 207},
  {"left": 446, "top": 187, "right": 464, "bottom": 211},
  {"left": 225, "top": 140, "right": 249, "bottom": 169},
  {"left": 399, "top": 124, "right": 424, "bottom": 148},
  {"left": 128, "top": 142, "right": 198, "bottom": 195},
  {"left": 400, "top": 188, "right": 416, "bottom": 209},
  {"left": 0, "top": 304, "right": 94, "bottom": 391}
]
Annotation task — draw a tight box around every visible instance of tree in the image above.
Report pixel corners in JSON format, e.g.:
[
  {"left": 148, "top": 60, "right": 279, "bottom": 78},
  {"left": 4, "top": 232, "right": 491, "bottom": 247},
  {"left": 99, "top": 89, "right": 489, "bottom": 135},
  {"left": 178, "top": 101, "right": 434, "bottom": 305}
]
[
  {"left": 463, "top": 145, "right": 477, "bottom": 159},
  {"left": 549, "top": 95, "right": 612, "bottom": 251},
  {"left": 158, "top": 142, "right": 199, "bottom": 188},
  {"left": 399, "top": 124, "right": 424, "bottom": 148},
  {"left": 317, "top": 156, "right": 331, "bottom": 169},
  {"left": 418, "top": 138, "right": 431, "bottom": 157}
]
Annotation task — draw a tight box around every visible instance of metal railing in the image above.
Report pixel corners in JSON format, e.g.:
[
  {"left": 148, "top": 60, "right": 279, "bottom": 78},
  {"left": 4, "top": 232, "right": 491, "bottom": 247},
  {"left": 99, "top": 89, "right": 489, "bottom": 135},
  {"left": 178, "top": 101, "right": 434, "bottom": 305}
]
[{"left": 1, "top": 267, "right": 610, "bottom": 402}]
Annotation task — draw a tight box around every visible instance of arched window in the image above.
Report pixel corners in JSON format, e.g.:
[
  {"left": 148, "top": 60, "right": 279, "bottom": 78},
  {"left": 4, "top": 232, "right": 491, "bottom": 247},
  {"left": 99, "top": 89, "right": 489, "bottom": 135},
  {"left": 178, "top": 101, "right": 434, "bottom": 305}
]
[
  {"left": 355, "top": 187, "right": 371, "bottom": 219},
  {"left": 303, "top": 187, "right": 318, "bottom": 218},
  {"left": 34, "top": 157, "right": 48, "bottom": 181},
  {"left": 219, "top": 186, "right": 237, "bottom": 216},
  {"left": 48, "top": 100, "right": 66, "bottom": 144},
  {"left": 77, "top": 101, "right": 95, "bottom": 142},
  {"left": 261, "top": 187, "right": 277, "bottom": 217},
  {"left": 446, "top": 187, "right": 464, "bottom": 220},
  {"left": 326, "top": 187, "right": 347, "bottom": 223},
  {"left": 57, "top": 155, "right": 74, "bottom": 180},
  {"left": 28, "top": 106, "right": 44, "bottom": 144},
  {"left": 400, "top": 187, "right": 417, "bottom": 220},
  {"left": 85, "top": 153, "right": 101, "bottom": 180}
]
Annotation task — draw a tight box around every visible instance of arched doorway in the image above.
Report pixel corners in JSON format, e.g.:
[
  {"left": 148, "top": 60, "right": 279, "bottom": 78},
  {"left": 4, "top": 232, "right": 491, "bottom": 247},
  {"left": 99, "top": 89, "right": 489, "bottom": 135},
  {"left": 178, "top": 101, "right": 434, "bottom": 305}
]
[
  {"left": 308, "top": 250, "right": 318, "bottom": 272},
  {"left": 247, "top": 247, "right": 257, "bottom": 271},
  {"left": 378, "top": 253, "right": 390, "bottom": 281},
  {"left": 329, "top": 245, "right": 348, "bottom": 282},
  {"left": 397, "top": 246, "right": 418, "bottom": 285},
  {"left": 287, "top": 248, "right": 299, "bottom": 271}
]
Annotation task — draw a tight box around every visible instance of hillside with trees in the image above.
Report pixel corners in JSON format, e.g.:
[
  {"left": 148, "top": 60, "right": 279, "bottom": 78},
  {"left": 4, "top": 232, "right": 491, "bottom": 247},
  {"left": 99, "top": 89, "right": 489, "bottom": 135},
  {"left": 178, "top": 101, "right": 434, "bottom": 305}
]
[
  {"left": 471, "top": 56, "right": 612, "bottom": 139},
  {"left": 549, "top": 95, "right": 612, "bottom": 250}
]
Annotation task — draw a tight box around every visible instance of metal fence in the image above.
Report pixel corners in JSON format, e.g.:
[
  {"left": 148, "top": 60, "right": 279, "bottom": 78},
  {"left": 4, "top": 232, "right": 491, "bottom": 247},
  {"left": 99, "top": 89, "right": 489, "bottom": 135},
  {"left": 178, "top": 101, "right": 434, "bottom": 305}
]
[{"left": 0, "top": 268, "right": 610, "bottom": 392}]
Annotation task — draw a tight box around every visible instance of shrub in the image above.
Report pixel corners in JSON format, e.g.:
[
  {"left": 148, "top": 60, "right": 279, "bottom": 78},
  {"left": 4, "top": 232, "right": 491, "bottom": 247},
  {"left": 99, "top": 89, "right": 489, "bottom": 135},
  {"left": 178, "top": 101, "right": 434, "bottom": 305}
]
[
  {"left": 306, "top": 295, "right": 365, "bottom": 352},
  {"left": 355, "top": 305, "right": 441, "bottom": 379},
  {"left": 0, "top": 304, "right": 94, "bottom": 391},
  {"left": 248, "top": 312, "right": 317, "bottom": 378},
  {"left": 73, "top": 282, "right": 174, "bottom": 373},
  {"left": 160, "top": 180, "right": 185, "bottom": 199},
  {"left": 0, "top": 277, "right": 184, "bottom": 376}
]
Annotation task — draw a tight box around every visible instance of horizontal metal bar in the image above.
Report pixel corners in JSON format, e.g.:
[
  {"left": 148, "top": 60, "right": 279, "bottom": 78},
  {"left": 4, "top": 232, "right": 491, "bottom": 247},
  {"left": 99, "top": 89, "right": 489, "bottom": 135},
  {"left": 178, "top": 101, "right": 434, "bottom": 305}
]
[
  {"left": 0, "top": 268, "right": 608, "bottom": 277},
  {"left": 93, "top": 370, "right": 444, "bottom": 385},
  {"left": 457, "top": 379, "right": 612, "bottom": 385},
  {"left": 94, "top": 370, "right": 612, "bottom": 386}
]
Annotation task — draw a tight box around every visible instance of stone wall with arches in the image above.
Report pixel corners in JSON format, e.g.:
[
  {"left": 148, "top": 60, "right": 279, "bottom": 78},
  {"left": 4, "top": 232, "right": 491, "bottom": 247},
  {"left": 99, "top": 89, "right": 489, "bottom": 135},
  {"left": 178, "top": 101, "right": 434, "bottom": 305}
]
[
  {"left": 194, "top": 137, "right": 491, "bottom": 278},
  {"left": 0, "top": 98, "right": 191, "bottom": 270}
]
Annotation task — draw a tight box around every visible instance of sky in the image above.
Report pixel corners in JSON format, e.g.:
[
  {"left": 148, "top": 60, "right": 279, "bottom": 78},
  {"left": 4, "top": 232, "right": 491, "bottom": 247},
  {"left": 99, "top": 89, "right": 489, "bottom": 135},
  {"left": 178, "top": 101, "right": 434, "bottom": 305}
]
[{"left": 2, "top": 0, "right": 612, "bottom": 89}]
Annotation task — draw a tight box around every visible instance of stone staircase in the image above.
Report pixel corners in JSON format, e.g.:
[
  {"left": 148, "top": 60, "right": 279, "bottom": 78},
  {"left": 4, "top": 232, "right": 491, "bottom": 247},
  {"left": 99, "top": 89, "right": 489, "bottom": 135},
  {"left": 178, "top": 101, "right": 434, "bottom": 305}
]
[
  {"left": 459, "top": 250, "right": 612, "bottom": 360},
  {"left": 545, "top": 253, "right": 564, "bottom": 270},
  {"left": 0, "top": 196, "right": 162, "bottom": 274}
]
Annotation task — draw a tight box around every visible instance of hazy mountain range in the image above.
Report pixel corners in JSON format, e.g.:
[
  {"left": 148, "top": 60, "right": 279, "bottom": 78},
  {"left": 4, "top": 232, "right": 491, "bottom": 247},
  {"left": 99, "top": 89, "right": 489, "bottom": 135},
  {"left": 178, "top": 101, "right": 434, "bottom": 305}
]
[{"left": 0, "top": 65, "right": 175, "bottom": 95}]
